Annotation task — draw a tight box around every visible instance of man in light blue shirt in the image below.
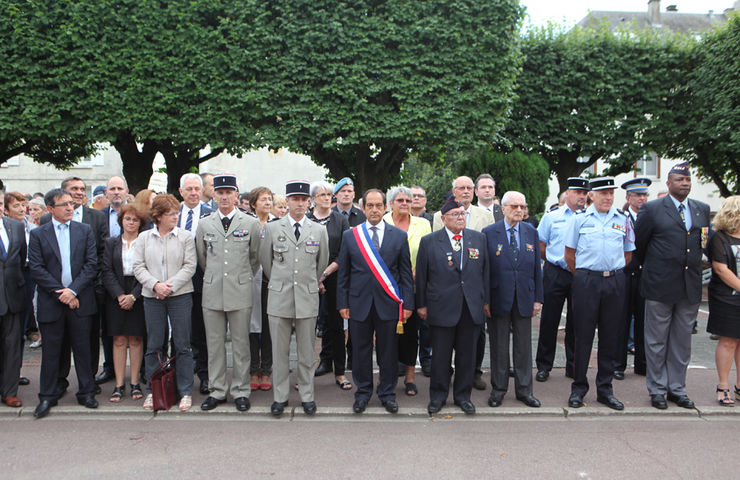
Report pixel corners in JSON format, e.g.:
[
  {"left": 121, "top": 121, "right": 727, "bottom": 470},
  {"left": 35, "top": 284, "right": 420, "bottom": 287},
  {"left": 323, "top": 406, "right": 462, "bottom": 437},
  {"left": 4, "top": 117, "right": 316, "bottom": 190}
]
[
  {"left": 534, "top": 177, "right": 588, "bottom": 382},
  {"left": 564, "top": 177, "right": 635, "bottom": 411}
]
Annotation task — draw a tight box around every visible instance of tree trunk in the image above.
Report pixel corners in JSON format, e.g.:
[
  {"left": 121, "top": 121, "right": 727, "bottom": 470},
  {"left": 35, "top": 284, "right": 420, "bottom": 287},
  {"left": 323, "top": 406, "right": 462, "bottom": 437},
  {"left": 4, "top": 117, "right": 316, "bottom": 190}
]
[
  {"left": 550, "top": 150, "right": 595, "bottom": 196},
  {"left": 312, "top": 143, "right": 406, "bottom": 196},
  {"left": 111, "top": 131, "right": 158, "bottom": 194},
  {"left": 159, "top": 143, "right": 224, "bottom": 197}
]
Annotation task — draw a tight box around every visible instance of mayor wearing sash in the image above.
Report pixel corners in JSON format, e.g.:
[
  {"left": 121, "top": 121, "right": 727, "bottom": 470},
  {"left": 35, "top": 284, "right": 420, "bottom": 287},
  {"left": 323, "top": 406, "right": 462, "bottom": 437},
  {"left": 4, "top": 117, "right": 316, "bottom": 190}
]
[{"left": 336, "top": 189, "right": 414, "bottom": 414}]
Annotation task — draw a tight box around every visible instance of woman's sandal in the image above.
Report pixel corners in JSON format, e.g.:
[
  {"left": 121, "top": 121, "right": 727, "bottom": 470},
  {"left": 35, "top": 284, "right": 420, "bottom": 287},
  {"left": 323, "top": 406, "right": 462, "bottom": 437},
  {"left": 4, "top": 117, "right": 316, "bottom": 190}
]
[
  {"left": 109, "top": 385, "right": 124, "bottom": 403},
  {"left": 335, "top": 378, "right": 353, "bottom": 390},
  {"left": 250, "top": 375, "right": 260, "bottom": 391},
  {"left": 130, "top": 384, "right": 143, "bottom": 400},
  {"left": 260, "top": 375, "right": 272, "bottom": 391},
  {"left": 717, "top": 385, "right": 734, "bottom": 406},
  {"left": 179, "top": 395, "right": 192, "bottom": 411},
  {"left": 143, "top": 394, "right": 153, "bottom": 410},
  {"left": 404, "top": 381, "right": 418, "bottom": 396}
]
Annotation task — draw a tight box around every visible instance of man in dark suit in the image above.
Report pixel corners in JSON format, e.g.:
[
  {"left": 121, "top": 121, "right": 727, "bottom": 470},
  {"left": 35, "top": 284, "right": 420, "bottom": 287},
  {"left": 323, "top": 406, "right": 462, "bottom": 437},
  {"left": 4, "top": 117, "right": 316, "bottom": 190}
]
[
  {"left": 635, "top": 162, "right": 711, "bottom": 410},
  {"left": 0, "top": 196, "right": 28, "bottom": 408},
  {"left": 332, "top": 177, "right": 366, "bottom": 227},
  {"left": 336, "top": 189, "right": 414, "bottom": 414},
  {"left": 474, "top": 174, "right": 504, "bottom": 222},
  {"left": 416, "top": 196, "right": 489, "bottom": 415},
  {"left": 178, "top": 173, "right": 213, "bottom": 394},
  {"left": 483, "top": 191, "right": 543, "bottom": 408},
  {"left": 41, "top": 177, "right": 108, "bottom": 391},
  {"left": 29, "top": 188, "right": 99, "bottom": 418}
]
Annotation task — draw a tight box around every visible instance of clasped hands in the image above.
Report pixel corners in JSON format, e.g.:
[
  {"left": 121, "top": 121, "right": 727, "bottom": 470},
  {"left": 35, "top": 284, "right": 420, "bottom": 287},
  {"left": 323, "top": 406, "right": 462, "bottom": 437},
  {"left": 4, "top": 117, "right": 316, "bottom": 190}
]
[{"left": 56, "top": 288, "right": 79, "bottom": 309}]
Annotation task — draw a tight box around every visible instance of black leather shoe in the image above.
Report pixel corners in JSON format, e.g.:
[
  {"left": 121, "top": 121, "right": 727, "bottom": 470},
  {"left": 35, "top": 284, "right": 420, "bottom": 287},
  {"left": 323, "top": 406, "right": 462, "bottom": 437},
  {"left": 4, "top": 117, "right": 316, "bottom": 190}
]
[
  {"left": 613, "top": 371, "right": 625, "bottom": 381},
  {"left": 667, "top": 393, "right": 695, "bottom": 409},
  {"left": 77, "top": 396, "right": 99, "bottom": 409},
  {"left": 314, "top": 362, "right": 332, "bottom": 377},
  {"left": 421, "top": 365, "right": 431, "bottom": 378},
  {"left": 353, "top": 399, "right": 368, "bottom": 414},
  {"left": 94, "top": 369, "right": 114, "bottom": 385},
  {"left": 427, "top": 400, "right": 444, "bottom": 415},
  {"left": 454, "top": 400, "right": 476, "bottom": 414},
  {"left": 487, "top": 394, "right": 503, "bottom": 407},
  {"left": 473, "top": 376, "right": 486, "bottom": 390},
  {"left": 382, "top": 400, "right": 399, "bottom": 413},
  {"left": 302, "top": 401, "right": 317, "bottom": 415},
  {"left": 568, "top": 393, "right": 583, "bottom": 408},
  {"left": 508, "top": 367, "right": 515, "bottom": 378},
  {"left": 18, "top": 377, "right": 30, "bottom": 386},
  {"left": 235, "top": 397, "right": 250, "bottom": 412},
  {"left": 597, "top": 394, "right": 624, "bottom": 410},
  {"left": 33, "top": 399, "right": 56, "bottom": 418},
  {"left": 200, "top": 396, "right": 226, "bottom": 411},
  {"left": 535, "top": 370, "right": 549, "bottom": 382},
  {"left": 651, "top": 394, "right": 667, "bottom": 409},
  {"left": 516, "top": 394, "right": 541, "bottom": 408},
  {"left": 199, "top": 380, "right": 210, "bottom": 395},
  {"left": 271, "top": 400, "right": 288, "bottom": 416}
]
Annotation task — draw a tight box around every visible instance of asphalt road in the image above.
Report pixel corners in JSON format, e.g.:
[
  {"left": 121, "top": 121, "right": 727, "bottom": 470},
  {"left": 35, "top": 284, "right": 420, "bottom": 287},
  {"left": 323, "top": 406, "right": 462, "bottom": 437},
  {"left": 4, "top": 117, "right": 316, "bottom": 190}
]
[{"left": 1, "top": 416, "right": 737, "bottom": 479}]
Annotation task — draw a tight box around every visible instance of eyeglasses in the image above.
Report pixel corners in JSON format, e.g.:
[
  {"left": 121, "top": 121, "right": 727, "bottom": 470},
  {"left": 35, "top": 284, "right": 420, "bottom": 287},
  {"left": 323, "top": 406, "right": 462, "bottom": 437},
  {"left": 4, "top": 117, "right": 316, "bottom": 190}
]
[
  {"left": 454, "top": 186, "right": 474, "bottom": 191},
  {"left": 52, "top": 201, "right": 74, "bottom": 208},
  {"left": 505, "top": 204, "right": 527, "bottom": 210},
  {"left": 444, "top": 212, "right": 466, "bottom": 218},
  {"left": 162, "top": 212, "right": 178, "bottom": 217},
  {"left": 411, "top": 193, "right": 425, "bottom": 198},
  {"left": 394, "top": 198, "right": 411, "bottom": 204},
  {"left": 122, "top": 216, "right": 141, "bottom": 223}
]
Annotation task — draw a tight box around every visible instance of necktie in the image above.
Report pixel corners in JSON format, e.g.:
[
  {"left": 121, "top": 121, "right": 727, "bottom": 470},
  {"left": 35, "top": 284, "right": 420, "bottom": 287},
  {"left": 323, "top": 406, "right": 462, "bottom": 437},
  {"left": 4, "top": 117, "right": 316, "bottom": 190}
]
[
  {"left": 509, "top": 227, "right": 519, "bottom": 262},
  {"left": 370, "top": 226, "right": 380, "bottom": 249},
  {"left": 221, "top": 216, "right": 231, "bottom": 233},
  {"left": 185, "top": 209, "right": 193, "bottom": 231},
  {"left": 0, "top": 232, "right": 6, "bottom": 260},
  {"left": 58, "top": 224, "right": 73, "bottom": 287},
  {"left": 678, "top": 204, "right": 687, "bottom": 230},
  {"left": 294, "top": 222, "right": 301, "bottom": 241}
]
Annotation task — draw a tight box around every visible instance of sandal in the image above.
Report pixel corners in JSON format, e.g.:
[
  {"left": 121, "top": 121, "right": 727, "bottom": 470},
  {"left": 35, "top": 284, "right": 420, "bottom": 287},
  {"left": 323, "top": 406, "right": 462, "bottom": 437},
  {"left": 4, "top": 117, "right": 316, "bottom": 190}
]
[
  {"left": 130, "top": 384, "right": 143, "bottom": 400},
  {"left": 143, "top": 394, "right": 153, "bottom": 410},
  {"left": 717, "top": 385, "right": 734, "bottom": 406},
  {"left": 109, "top": 385, "right": 124, "bottom": 403},
  {"left": 260, "top": 375, "right": 272, "bottom": 391},
  {"left": 404, "top": 381, "right": 418, "bottom": 396},
  {"left": 179, "top": 395, "right": 192, "bottom": 411},
  {"left": 335, "top": 377, "right": 353, "bottom": 390},
  {"left": 250, "top": 374, "right": 260, "bottom": 390}
]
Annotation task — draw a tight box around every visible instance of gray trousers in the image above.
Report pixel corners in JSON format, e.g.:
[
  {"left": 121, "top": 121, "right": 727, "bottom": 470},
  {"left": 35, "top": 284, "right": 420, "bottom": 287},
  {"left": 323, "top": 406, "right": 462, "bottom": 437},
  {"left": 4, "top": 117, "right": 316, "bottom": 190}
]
[
  {"left": 203, "top": 307, "right": 252, "bottom": 400},
  {"left": 489, "top": 302, "right": 533, "bottom": 397},
  {"left": 0, "top": 312, "right": 22, "bottom": 398},
  {"left": 269, "top": 315, "right": 317, "bottom": 403},
  {"left": 644, "top": 298, "right": 699, "bottom": 396}
]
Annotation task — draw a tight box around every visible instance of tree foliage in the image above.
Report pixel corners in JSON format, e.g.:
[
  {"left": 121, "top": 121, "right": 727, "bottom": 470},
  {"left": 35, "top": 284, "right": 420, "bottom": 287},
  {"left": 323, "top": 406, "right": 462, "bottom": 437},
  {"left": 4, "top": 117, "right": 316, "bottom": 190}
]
[
  {"left": 504, "top": 23, "right": 693, "bottom": 194},
  {"left": 398, "top": 154, "right": 460, "bottom": 212}
]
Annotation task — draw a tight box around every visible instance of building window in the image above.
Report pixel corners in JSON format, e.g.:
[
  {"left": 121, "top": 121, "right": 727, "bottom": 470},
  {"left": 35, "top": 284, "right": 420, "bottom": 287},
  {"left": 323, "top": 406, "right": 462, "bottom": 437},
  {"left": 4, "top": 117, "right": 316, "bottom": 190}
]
[{"left": 638, "top": 152, "right": 659, "bottom": 177}]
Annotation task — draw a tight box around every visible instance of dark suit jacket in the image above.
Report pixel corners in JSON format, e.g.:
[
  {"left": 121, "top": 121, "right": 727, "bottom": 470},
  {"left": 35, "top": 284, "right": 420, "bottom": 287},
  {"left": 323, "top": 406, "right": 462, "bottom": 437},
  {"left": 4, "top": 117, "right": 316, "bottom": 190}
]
[
  {"left": 178, "top": 203, "right": 213, "bottom": 293},
  {"left": 41, "top": 206, "right": 108, "bottom": 259},
  {"left": 28, "top": 220, "right": 99, "bottom": 319},
  {"left": 415, "top": 228, "right": 489, "bottom": 327},
  {"left": 101, "top": 236, "right": 142, "bottom": 300},
  {"left": 336, "top": 222, "right": 414, "bottom": 321},
  {"left": 492, "top": 204, "right": 504, "bottom": 223},
  {"left": 332, "top": 205, "right": 366, "bottom": 228},
  {"left": 0, "top": 217, "right": 27, "bottom": 315},
  {"left": 635, "top": 195, "right": 710, "bottom": 304},
  {"left": 483, "top": 220, "right": 543, "bottom": 317}
]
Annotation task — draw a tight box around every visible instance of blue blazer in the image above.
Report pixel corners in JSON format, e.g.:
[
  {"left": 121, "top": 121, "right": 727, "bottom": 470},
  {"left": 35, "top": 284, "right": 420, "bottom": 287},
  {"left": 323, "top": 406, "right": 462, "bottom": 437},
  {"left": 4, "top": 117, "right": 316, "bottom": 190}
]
[
  {"left": 28, "top": 220, "right": 99, "bottom": 319},
  {"left": 415, "top": 228, "right": 489, "bottom": 327},
  {"left": 483, "top": 220, "right": 543, "bottom": 317},
  {"left": 336, "top": 222, "right": 414, "bottom": 321}
]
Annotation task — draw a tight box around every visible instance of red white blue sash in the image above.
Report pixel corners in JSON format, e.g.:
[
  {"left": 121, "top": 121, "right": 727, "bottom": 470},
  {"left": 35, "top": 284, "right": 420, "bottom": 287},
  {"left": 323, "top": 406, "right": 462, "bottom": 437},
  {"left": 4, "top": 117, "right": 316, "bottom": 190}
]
[{"left": 352, "top": 224, "right": 404, "bottom": 327}]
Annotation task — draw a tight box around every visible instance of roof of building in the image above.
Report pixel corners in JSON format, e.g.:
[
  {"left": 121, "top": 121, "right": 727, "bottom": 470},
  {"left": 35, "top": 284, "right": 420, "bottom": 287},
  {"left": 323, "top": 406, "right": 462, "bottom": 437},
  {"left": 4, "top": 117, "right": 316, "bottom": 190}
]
[{"left": 577, "top": 10, "right": 732, "bottom": 34}]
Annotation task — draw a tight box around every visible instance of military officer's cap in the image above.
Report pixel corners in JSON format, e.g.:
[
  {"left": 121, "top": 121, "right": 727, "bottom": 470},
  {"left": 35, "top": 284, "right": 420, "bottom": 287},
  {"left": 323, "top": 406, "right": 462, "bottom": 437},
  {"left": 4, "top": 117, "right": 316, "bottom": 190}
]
[
  {"left": 440, "top": 194, "right": 464, "bottom": 214},
  {"left": 567, "top": 177, "right": 590, "bottom": 190},
  {"left": 333, "top": 177, "right": 355, "bottom": 195},
  {"left": 589, "top": 177, "right": 617, "bottom": 191},
  {"left": 213, "top": 174, "right": 238, "bottom": 190},
  {"left": 668, "top": 161, "right": 691, "bottom": 177},
  {"left": 621, "top": 177, "right": 651, "bottom": 193},
  {"left": 286, "top": 180, "right": 310, "bottom": 197}
]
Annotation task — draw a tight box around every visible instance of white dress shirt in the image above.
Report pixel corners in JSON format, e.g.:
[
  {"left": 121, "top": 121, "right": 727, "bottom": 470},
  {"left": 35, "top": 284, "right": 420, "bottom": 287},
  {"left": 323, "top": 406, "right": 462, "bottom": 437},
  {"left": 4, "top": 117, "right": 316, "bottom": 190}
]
[
  {"left": 179, "top": 203, "right": 202, "bottom": 237},
  {"left": 364, "top": 220, "right": 385, "bottom": 248}
]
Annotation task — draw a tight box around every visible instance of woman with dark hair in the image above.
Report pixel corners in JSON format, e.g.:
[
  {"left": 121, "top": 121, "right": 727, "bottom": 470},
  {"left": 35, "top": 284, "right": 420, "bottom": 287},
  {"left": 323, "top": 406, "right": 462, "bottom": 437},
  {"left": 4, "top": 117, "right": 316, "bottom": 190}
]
[
  {"left": 102, "top": 204, "right": 148, "bottom": 402},
  {"left": 133, "top": 194, "right": 197, "bottom": 411}
]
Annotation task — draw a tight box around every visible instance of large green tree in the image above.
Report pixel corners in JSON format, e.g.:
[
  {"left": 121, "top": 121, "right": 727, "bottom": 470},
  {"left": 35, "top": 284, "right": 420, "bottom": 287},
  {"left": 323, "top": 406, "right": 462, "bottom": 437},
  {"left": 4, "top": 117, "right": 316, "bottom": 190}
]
[
  {"left": 504, "top": 24, "right": 693, "bottom": 194},
  {"left": 244, "top": 0, "right": 524, "bottom": 193}
]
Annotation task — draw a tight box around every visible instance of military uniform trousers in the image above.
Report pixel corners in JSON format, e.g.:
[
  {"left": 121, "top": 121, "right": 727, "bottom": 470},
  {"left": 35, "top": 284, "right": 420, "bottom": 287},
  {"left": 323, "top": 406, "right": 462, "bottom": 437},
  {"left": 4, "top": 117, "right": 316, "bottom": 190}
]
[
  {"left": 203, "top": 307, "right": 252, "bottom": 400},
  {"left": 535, "top": 262, "right": 575, "bottom": 375},
  {"left": 616, "top": 271, "right": 646, "bottom": 375},
  {"left": 571, "top": 269, "right": 625, "bottom": 398},
  {"left": 269, "top": 315, "right": 317, "bottom": 403}
]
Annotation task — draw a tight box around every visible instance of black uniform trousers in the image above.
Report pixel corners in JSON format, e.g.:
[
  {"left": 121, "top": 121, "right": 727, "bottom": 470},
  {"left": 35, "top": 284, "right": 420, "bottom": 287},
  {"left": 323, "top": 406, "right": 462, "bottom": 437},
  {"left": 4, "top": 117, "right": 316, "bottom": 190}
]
[
  {"left": 41, "top": 310, "right": 96, "bottom": 402},
  {"left": 535, "top": 262, "right": 575, "bottom": 375},
  {"left": 429, "top": 299, "right": 477, "bottom": 404},
  {"left": 615, "top": 271, "right": 646, "bottom": 374},
  {"left": 351, "top": 303, "right": 398, "bottom": 403},
  {"left": 571, "top": 269, "right": 625, "bottom": 398}
]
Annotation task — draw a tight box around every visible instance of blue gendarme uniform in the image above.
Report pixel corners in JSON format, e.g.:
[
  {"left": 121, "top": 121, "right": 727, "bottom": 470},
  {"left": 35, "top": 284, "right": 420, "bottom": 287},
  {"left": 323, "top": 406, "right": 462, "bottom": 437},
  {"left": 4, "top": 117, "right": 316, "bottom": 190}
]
[{"left": 564, "top": 204, "right": 635, "bottom": 403}]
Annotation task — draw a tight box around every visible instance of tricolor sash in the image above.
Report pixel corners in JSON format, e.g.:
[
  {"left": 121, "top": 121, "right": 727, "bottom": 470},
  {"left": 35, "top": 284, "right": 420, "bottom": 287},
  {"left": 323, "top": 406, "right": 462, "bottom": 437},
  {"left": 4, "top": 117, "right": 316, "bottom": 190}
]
[{"left": 352, "top": 224, "right": 405, "bottom": 333}]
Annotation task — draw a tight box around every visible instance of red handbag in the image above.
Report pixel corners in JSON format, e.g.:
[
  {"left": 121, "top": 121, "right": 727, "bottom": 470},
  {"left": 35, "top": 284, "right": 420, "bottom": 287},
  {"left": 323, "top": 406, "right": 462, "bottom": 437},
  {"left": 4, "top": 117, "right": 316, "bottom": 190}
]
[{"left": 150, "top": 352, "right": 178, "bottom": 411}]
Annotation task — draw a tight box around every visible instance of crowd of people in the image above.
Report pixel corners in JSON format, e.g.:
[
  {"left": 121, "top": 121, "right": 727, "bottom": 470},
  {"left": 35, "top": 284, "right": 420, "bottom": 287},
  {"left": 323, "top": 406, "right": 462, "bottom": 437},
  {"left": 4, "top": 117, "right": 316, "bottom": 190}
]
[{"left": 0, "top": 163, "right": 738, "bottom": 418}]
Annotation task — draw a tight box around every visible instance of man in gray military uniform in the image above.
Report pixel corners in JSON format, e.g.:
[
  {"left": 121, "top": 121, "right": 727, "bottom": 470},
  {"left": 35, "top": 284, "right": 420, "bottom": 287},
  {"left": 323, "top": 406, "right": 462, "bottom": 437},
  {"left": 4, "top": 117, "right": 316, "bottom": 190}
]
[
  {"left": 195, "top": 174, "right": 262, "bottom": 412},
  {"left": 259, "top": 180, "right": 329, "bottom": 417}
]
